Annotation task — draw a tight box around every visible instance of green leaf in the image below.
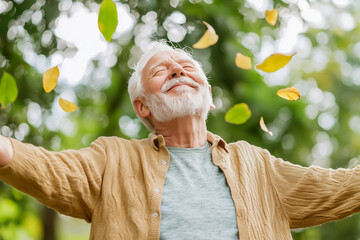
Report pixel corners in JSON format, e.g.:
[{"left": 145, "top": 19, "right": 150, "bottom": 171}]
[
  {"left": 0, "top": 72, "right": 18, "bottom": 109},
  {"left": 98, "top": 0, "right": 118, "bottom": 42},
  {"left": 225, "top": 103, "right": 251, "bottom": 125}
]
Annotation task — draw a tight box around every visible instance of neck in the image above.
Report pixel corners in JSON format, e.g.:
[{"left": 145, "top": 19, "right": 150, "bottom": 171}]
[{"left": 153, "top": 115, "right": 208, "bottom": 148}]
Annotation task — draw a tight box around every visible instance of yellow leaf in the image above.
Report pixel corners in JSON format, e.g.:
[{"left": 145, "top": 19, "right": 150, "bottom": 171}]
[
  {"left": 265, "top": 9, "right": 278, "bottom": 26},
  {"left": 276, "top": 87, "right": 300, "bottom": 101},
  {"left": 193, "top": 21, "right": 219, "bottom": 49},
  {"left": 260, "top": 116, "right": 273, "bottom": 136},
  {"left": 59, "top": 97, "right": 78, "bottom": 112},
  {"left": 43, "top": 66, "right": 59, "bottom": 93},
  {"left": 256, "top": 53, "right": 296, "bottom": 72},
  {"left": 235, "top": 53, "right": 252, "bottom": 69}
]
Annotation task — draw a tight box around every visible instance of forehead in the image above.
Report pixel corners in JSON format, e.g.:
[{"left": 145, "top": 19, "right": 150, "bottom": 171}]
[{"left": 142, "top": 50, "right": 193, "bottom": 76}]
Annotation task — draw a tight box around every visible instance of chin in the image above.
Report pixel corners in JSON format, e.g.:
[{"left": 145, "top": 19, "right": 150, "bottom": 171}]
[{"left": 146, "top": 85, "right": 211, "bottom": 122}]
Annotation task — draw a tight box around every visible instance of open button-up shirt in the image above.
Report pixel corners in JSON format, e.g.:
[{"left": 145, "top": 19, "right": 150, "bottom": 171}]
[{"left": 1, "top": 132, "right": 360, "bottom": 239}]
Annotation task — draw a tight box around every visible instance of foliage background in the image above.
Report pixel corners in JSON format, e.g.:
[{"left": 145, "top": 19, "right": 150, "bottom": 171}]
[{"left": 1, "top": 0, "right": 360, "bottom": 239}]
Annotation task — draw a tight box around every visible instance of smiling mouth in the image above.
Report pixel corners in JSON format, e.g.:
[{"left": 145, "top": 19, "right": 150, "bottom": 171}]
[{"left": 167, "top": 83, "right": 196, "bottom": 92}]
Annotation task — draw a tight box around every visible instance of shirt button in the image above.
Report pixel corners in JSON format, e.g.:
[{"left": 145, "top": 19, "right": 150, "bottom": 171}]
[
  {"left": 152, "top": 212, "right": 159, "bottom": 218},
  {"left": 161, "top": 160, "right": 167, "bottom": 165}
]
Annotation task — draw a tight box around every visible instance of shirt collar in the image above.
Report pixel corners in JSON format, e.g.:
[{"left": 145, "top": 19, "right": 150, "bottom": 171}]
[{"left": 148, "top": 131, "right": 229, "bottom": 153}]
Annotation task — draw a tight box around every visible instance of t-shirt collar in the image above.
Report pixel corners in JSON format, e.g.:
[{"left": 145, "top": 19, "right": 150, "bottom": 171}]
[{"left": 148, "top": 131, "right": 229, "bottom": 153}]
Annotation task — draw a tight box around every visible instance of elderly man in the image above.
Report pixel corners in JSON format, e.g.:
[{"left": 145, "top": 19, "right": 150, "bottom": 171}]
[{"left": 1, "top": 42, "right": 360, "bottom": 240}]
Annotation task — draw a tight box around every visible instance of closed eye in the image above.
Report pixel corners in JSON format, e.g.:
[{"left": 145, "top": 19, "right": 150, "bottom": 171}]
[
  {"left": 182, "top": 65, "right": 196, "bottom": 70},
  {"left": 153, "top": 68, "right": 167, "bottom": 77}
]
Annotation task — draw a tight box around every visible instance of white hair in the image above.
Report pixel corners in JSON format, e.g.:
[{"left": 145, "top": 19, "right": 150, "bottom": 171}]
[{"left": 128, "top": 41, "right": 208, "bottom": 131}]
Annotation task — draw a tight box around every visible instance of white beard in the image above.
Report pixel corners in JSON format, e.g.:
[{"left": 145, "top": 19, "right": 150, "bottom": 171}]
[{"left": 144, "top": 77, "right": 212, "bottom": 122}]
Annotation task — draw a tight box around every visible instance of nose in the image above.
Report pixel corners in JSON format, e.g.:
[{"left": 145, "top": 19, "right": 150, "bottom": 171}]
[{"left": 170, "top": 63, "right": 185, "bottom": 78}]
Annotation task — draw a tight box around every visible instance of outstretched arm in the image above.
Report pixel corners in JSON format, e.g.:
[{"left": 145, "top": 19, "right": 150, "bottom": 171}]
[
  {"left": 0, "top": 134, "right": 13, "bottom": 167},
  {"left": 0, "top": 136, "right": 107, "bottom": 222},
  {"left": 263, "top": 149, "right": 360, "bottom": 229}
]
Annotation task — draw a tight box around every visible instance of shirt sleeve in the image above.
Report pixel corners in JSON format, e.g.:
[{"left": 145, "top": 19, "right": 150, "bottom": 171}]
[
  {"left": 261, "top": 148, "right": 360, "bottom": 229},
  {"left": 0, "top": 137, "right": 107, "bottom": 222}
]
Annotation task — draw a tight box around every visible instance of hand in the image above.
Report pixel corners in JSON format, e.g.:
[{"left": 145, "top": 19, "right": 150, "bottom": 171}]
[{"left": 0, "top": 134, "right": 13, "bottom": 167}]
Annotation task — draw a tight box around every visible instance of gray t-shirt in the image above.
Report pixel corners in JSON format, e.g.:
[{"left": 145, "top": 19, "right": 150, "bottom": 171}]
[{"left": 160, "top": 142, "right": 239, "bottom": 239}]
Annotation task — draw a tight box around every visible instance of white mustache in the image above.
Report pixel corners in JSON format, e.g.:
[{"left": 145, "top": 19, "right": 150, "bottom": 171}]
[{"left": 161, "top": 77, "right": 200, "bottom": 93}]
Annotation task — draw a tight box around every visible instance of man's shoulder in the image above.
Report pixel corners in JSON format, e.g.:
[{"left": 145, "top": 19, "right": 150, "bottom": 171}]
[
  {"left": 226, "top": 139, "right": 271, "bottom": 157},
  {"left": 93, "top": 135, "right": 151, "bottom": 149},
  {"left": 222, "top": 137, "right": 253, "bottom": 149},
  {"left": 207, "top": 131, "right": 261, "bottom": 153},
  {"left": 228, "top": 139, "right": 252, "bottom": 147}
]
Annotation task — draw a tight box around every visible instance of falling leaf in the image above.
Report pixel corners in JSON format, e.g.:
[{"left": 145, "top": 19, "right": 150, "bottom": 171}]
[
  {"left": 225, "top": 103, "right": 251, "bottom": 125},
  {"left": 235, "top": 53, "right": 252, "bottom": 69},
  {"left": 256, "top": 53, "right": 296, "bottom": 72},
  {"left": 265, "top": 9, "right": 278, "bottom": 26},
  {"left": 43, "top": 66, "right": 59, "bottom": 93},
  {"left": 98, "top": 0, "right": 118, "bottom": 42},
  {"left": 276, "top": 87, "right": 300, "bottom": 101},
  {"left": 59, "top": 97, "right": 78, "bottom": 112},
  {"left": 0, "top": 72, "right": 18, "bottom": 109},
  {"left": 193, "top": 21, "right": 219, "bottom": 49},
  {"left": 260, "top": 116, "right": 273, "bottom": 136}
]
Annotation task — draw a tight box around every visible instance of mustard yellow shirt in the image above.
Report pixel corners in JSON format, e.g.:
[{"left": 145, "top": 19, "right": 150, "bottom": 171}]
[{"left": 1, "top": 132, "right": 360, "bottom": 239}]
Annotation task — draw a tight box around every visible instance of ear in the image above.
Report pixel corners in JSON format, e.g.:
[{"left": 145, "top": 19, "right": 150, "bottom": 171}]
[
  {"left": 208, "top": 85, "right": 216, "bottom": 110},
  {"left": 133, "top": 98, "right": 151, "bottom": 118}
]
